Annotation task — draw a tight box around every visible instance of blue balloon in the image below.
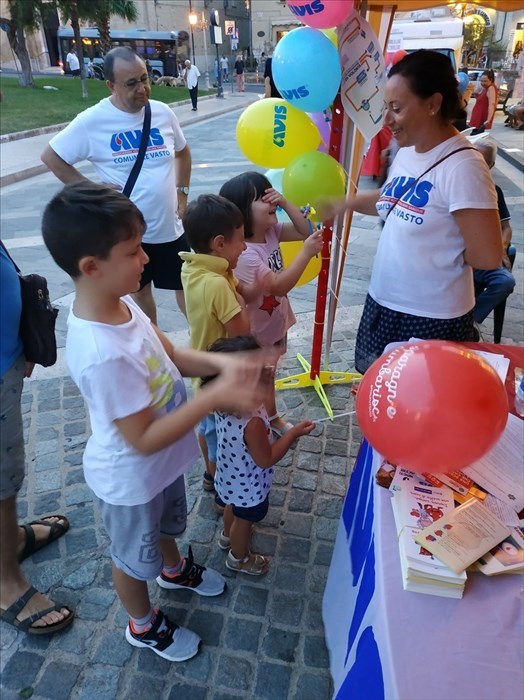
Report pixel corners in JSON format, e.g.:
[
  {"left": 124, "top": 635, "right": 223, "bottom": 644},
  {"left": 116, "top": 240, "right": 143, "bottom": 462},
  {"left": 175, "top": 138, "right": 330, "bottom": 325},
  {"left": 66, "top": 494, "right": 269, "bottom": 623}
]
[
  {"left": 265, "top": 169, "right": 290, "bottom": 222},
  {"left": 273, "top": 27, "right": 341, "bottom": 113},
  {"left": 457, "top": 72, "right": 469, "bottom": 93}
]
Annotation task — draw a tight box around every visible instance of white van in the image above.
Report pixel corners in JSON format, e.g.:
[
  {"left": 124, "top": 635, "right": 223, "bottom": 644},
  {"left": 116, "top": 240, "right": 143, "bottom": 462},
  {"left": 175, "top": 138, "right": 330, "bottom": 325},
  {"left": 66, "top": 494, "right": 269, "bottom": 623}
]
[{"left": 387, "top": 19, "right": 464, "bottom": 71}]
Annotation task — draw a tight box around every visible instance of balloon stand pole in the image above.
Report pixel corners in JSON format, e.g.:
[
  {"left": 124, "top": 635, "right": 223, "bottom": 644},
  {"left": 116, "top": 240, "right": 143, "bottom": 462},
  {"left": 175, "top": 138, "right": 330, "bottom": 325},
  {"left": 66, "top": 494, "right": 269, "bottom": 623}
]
[{"left": 274, "top": 94, "right": 361, "bottom": 419}]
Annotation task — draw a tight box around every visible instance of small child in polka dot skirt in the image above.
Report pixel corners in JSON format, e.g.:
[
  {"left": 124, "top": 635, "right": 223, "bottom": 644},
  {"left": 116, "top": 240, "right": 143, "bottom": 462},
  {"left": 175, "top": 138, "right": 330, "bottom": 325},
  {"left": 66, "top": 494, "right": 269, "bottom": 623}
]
[{"left": 202, "top": 335, "right": 315, "bottom": 575}]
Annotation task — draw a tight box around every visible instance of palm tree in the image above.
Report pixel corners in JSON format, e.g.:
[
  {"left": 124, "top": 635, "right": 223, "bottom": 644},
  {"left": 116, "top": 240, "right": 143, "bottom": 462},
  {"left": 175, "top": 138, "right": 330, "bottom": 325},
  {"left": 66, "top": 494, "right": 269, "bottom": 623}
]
[
  {"left": 1, "top": 0, "right": 42, "bottom": 87},
  {"left": 59, "top": 0, "right": 137, "bottom": 97},
  {"left": 79, "top": 0, "right": 138, "bottom": 56},
  {"left": 71, "top": 2, "right": 88, "bottom": 97}
]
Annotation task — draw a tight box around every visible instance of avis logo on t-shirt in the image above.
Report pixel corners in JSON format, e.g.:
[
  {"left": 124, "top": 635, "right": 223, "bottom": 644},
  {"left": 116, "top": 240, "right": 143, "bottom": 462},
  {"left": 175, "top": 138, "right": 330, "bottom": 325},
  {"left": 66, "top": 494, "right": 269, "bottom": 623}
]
[
  {"left": 382, "top": 176, "right": 434, "bottom": 209},
  {"left": 110, "top": 128, "right": 165, "bottom": 153}
]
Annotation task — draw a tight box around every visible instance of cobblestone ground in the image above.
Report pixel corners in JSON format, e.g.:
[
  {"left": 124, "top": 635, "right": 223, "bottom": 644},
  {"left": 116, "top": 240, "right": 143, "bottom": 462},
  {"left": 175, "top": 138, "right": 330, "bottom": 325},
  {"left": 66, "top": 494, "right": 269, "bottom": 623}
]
[{"left": 1, "top": 329, "right": 363, "bottom": 700}]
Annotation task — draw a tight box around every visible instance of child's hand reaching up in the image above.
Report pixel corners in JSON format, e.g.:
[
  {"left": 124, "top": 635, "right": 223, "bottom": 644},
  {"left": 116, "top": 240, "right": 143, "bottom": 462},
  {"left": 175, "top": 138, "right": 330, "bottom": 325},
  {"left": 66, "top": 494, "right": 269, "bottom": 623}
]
[
  {"left": 303, "top": 229, "right": 324, "bottom": 258},
  {"left": 262, "top": 187, "right": 284, "bottom": 208}
]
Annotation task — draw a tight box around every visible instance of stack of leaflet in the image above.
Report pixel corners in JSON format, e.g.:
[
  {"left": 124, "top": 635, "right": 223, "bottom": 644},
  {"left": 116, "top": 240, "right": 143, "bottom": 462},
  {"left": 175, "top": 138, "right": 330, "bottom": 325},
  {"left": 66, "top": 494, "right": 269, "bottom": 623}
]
[
  {"left": 476, "top": 527, "right": 524, "bottom": 576},
  {"left": 389, "top": 468, "right": 467, "bottom": 598}
]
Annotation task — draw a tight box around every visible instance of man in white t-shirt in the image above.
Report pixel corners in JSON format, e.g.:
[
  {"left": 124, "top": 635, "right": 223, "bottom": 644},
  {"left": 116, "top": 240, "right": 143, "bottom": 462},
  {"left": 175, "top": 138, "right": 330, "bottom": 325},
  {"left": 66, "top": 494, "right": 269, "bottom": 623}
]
[
  {"left": 183, "top": 59, "right": 201, "bottom": 111},
  {"left": 66, "top": 48, "right": 80, "bottom": 77},
  {"left": 220, "top": 55, "right": 229, "bottom": 82},
  {"left": 41, "top": 47, "right": 192, "bottom": 323}
]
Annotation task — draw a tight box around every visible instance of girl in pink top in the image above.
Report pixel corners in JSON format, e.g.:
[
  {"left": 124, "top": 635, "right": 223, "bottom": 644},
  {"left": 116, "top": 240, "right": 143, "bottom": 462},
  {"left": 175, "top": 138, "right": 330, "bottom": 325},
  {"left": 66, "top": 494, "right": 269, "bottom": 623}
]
[{"left": 220, "top": 172, "right": 323, "bottom": 436}]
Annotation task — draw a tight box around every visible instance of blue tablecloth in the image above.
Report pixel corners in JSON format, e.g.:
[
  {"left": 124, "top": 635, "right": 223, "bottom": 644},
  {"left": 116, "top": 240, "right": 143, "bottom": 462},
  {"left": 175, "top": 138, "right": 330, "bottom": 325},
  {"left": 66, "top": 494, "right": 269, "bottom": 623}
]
[{"left": 323, "top": 439, "right": 524, "bottom": 700}]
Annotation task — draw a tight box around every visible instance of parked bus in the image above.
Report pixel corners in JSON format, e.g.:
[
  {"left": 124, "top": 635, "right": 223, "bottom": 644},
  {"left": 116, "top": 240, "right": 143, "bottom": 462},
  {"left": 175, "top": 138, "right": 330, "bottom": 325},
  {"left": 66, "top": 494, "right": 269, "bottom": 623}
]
[
  {"left": 387, "top": 19, "right": 464, "bottom": 71},
  {"left": 57, "top": 27, "right": 190, "bottom": 79}
]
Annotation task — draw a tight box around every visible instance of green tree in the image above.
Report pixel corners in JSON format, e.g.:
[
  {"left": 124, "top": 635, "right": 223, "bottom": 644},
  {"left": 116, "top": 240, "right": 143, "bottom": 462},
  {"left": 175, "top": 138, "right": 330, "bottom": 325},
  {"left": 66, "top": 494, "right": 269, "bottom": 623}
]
[
  {"left": 0, "top": 0, "right": 42, "bottom": 87},
  {"left": 58, "top": 0, "right": 89, "bottom": 98},
  {"left": 79, "top": 0, "right": 138, "bottom": 56},
  {"left": 463, "top": 20, "right": 494, "bottom": 66},
  {"left": 58, "top": 0, "right": 138, "bottom": 98}
]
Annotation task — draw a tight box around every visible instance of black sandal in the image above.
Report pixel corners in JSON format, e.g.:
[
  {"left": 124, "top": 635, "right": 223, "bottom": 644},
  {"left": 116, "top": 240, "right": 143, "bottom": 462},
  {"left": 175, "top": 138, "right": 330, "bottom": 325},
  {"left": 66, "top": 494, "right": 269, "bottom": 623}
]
[
  {"left": 18, "top": 514, "right": 70, "bottom": 562},
  {"left": 0, "top": 586, "right": 74, "bottom": 635}
]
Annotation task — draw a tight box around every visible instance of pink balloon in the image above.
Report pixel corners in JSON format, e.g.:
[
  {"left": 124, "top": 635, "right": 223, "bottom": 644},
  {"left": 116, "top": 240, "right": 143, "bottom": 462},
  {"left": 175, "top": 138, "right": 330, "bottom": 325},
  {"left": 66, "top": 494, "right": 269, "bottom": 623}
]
[
  {"left": 286, "top": 0, "right": 353, "bottom": 30},
  {"left": 391, "top": 49, "right": 408, "bottom": 66}
]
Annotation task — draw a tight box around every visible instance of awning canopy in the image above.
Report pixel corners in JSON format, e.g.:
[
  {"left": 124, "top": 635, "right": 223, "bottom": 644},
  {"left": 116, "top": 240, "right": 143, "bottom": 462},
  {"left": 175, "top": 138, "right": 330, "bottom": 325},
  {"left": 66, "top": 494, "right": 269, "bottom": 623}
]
[{"left": 369, "top": 1, "right": 521, "bottom": 11}]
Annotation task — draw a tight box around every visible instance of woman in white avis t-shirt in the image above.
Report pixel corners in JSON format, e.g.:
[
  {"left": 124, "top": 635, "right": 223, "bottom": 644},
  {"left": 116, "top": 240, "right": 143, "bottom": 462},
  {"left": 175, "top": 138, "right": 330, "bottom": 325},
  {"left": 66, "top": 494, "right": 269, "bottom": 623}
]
[{"left": 332, "top": 50, "right": 502, "bottom": 373}]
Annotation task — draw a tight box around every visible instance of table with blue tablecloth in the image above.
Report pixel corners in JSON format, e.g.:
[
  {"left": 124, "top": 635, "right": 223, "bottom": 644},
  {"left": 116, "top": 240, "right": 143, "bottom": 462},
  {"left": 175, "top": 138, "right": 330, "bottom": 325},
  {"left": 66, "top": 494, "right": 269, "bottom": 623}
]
[{"left": 323, "top": 344, "right": 524, "bottom": 700}]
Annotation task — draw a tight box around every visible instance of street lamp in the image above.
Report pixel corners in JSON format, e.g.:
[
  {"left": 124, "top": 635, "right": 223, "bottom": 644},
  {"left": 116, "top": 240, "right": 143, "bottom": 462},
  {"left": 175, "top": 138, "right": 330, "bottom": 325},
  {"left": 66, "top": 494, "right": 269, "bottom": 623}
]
[
  {"left": 188, "top": 7, "right": 197, "bottom": 64},
  {"left": 188, "top": 9, "right": 210, "bottom": 90},
  {"left": 200, "top": 12, "right": 211, "bottom": 91}
]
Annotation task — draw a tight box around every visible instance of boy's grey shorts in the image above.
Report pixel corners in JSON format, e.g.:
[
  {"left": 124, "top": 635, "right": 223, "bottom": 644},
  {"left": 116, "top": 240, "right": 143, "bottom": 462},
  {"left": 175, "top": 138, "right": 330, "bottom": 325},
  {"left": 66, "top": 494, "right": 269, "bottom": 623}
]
[
  {"left": 0, "top": 356, "right": 26, "bottom": 500},
  {"left": 94, "top": 476, "right": 187, "bottom": 581}
]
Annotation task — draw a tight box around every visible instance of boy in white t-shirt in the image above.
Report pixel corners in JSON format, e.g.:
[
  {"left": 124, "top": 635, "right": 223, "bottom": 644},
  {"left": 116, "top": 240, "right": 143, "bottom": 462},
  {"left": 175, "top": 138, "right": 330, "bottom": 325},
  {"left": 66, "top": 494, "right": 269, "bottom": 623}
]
[{"left": 41, "top": 182, "right": 266, "bottom": 662}]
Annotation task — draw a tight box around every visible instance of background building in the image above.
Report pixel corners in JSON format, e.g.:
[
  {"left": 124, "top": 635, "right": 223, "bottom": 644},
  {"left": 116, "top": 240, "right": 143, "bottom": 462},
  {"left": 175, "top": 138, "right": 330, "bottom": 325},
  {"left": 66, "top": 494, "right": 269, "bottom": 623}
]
[{"left": 1, "top": 1, "right": 523, "bottom": 78}]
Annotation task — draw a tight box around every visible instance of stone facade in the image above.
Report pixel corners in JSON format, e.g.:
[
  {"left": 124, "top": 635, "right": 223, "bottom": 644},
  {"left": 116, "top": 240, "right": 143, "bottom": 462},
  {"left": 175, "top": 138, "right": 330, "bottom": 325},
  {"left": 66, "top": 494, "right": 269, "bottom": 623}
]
[{"left": 1, "top": 1, "right": 523, "bottom": 75}]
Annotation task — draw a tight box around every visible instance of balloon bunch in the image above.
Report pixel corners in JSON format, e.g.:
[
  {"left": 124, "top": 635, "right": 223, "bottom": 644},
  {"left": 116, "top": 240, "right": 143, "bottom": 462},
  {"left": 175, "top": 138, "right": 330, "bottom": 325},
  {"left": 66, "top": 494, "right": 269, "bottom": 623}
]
[
  {"left": 286, "top": 0, "right": 353, "bottom": 29},
  {"left": 236, "top": 20, "right": 349, "bottom": 228}
]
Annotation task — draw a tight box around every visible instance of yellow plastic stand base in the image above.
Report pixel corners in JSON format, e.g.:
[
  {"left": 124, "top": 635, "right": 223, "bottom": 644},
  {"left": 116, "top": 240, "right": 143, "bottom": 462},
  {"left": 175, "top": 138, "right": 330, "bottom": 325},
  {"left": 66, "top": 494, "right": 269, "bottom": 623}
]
[{"left": 274, "top": 353, "right": 362, "bottom": 419}]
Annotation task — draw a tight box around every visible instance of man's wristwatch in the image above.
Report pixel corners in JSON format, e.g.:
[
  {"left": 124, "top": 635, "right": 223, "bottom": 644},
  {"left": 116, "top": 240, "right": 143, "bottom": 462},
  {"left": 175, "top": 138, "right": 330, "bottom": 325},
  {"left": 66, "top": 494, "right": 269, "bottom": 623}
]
[{"left": 177, "top": 186, "right": 190, "bottom": 196}]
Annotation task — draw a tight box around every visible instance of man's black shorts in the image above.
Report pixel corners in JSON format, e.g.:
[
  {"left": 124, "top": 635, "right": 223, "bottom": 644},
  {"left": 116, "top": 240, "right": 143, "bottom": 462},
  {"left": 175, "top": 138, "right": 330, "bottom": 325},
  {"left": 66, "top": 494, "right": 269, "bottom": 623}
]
[{"left": 140, "top": 236, "right": 190, "bottom": 291}]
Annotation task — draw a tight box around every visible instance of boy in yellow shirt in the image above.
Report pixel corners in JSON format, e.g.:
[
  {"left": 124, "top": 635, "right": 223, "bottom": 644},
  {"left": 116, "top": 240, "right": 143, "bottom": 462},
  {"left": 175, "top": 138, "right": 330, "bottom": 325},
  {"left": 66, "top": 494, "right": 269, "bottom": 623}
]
[{"left": 180, "top": 194, "right": 251, "bottom": 508}]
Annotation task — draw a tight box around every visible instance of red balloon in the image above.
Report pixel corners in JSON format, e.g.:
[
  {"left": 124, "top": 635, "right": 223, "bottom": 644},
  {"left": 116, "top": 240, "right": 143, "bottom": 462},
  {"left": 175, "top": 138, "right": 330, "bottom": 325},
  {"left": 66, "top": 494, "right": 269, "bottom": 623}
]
[
  {"left": 391, "top": 49, "right": 408, "bottom": 66},
  {"left": 356, "top": 341, "right": 508, "bottom": 473}
]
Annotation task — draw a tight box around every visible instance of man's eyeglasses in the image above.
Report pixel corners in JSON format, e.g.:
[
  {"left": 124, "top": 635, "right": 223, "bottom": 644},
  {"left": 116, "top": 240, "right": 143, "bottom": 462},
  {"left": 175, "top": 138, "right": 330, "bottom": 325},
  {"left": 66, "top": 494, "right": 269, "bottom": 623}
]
[{"left": 121, "top": 75, "right": 150, "bottom": 89}]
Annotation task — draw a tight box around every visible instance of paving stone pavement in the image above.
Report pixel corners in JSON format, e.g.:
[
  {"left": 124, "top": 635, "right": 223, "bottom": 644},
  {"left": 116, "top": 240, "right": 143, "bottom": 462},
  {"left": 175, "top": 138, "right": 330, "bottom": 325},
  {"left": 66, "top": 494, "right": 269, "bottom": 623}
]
[
  {"left": 1, "top": 350, "right": 362, "bottom": 700},
  {"left": 0, "top": 102, "right": 523, "bottom": 700}
]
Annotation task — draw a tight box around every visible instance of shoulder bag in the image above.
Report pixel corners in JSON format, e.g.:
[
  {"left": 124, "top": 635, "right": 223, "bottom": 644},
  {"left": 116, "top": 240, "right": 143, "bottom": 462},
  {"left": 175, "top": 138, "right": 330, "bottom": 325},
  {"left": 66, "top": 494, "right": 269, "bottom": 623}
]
[
  {"left": 122, "top": 101, "right": 151, "bottom": 198},
  {"left": 1, "top": 241, "right": 59, "bottom": 367}
]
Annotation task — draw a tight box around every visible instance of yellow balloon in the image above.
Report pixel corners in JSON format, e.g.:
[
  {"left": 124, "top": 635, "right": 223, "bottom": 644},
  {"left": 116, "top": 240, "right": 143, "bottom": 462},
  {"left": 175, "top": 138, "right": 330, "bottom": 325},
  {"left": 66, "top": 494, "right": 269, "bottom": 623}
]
[
  {"left": 321, "top": 28, "right": 338, "bottom": 48},
  {"left": 280, "top": 241, "right": 321, "bottom": 287},
  {"left": 236, "top": 99, "right": 321, "bottom": 169}
]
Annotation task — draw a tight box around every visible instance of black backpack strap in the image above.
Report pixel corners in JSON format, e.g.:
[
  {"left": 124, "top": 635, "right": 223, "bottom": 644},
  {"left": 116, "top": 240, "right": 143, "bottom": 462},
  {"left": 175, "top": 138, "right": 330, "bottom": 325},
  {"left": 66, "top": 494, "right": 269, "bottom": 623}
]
[
  {"left": 123, "top": 101, "right": 151, "bottom": 198},
  {"left": 386, "top": 147, "right": 477, "bottom": 219}
]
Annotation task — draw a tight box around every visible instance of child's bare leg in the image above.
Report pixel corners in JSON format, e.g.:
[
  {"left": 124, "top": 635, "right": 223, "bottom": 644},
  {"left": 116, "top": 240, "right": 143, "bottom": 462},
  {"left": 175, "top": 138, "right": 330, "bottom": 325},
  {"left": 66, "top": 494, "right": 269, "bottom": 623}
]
[
  {"left": 112, "top": 564, "right": 151, "bottom": 619},
  {"left": 229, "top": 516, "right": 253, "bottom": 561},
  {"left": 223, "top": 504, "right": 234, "bottom": 538},
  {"left": 118, "top": 555, "right": 202, "bottom": 662},
  {"left": 157, "top": 538, "right": 182, "bottom": 568},
  {"left": 198, "top": 433, "right": 216, "bottom": 479},
  {"left": 227, "top": 516, "right": 269, "bottom": 574},
  {"left": 198, "top": 431, "right": 216, "bottom": 482}
]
